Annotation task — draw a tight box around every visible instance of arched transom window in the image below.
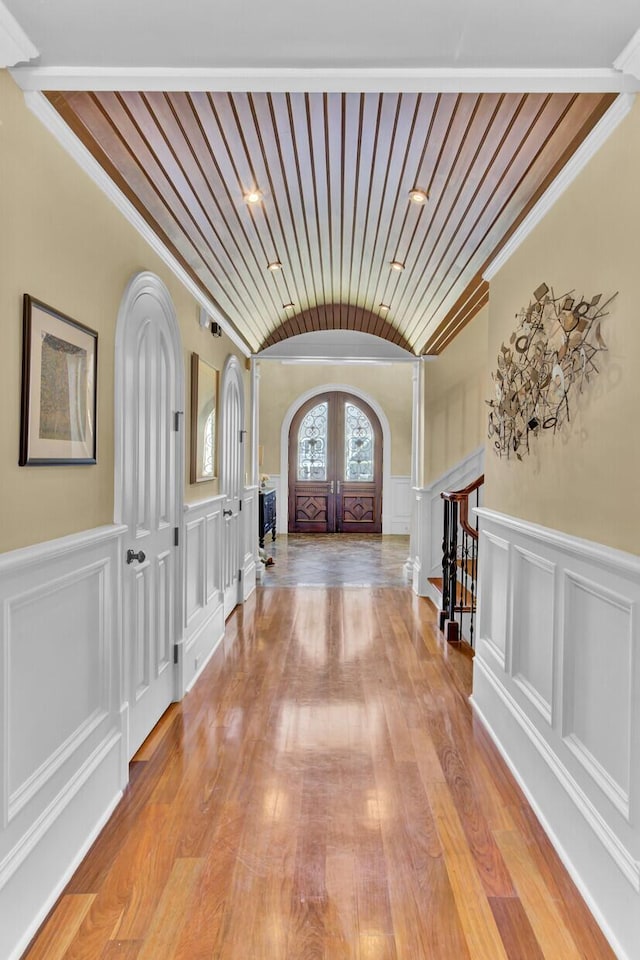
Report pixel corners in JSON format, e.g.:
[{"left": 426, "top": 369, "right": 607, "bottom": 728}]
[
  {"left": 344, "top": 401, "right": 374, "bottom": 481},
  {"left": 297, "top": 400, "right": 328, "bottom": 480}
]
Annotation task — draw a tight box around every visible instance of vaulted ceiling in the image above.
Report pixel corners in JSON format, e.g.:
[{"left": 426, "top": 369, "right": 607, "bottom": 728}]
[
  {"left": 5, "top": 0, "right": 637, "bottom": 356},
  {"left": 47, "top": 89, "right": 614, "bottom": 354}
]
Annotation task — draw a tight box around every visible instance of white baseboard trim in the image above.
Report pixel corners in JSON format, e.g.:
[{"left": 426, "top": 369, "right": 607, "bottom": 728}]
[
  {"left": 243, "top": 557, "right": 257, "bottom": 601},
  {"left": 5, "top": 784, "right": 122, "bottom": 960},
  {"left": 471, "top": 676, "right": 632, "bottom": 960},
  {"left": 473, "top": 508, "right": 640, "bottom": 960},
  {"left": 1, "top": 733, "right": 123, "bottom": 960},
  {"left": 185, "top": 612, "right": 224, "bottom": 693},
  {"left": 472, "top": 659, "right": 640, "bottom": 892}
]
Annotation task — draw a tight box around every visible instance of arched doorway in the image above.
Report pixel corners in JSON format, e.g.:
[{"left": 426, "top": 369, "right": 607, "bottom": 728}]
[{"left": 288, "top": 391, "right": 383, "bottom": 533}]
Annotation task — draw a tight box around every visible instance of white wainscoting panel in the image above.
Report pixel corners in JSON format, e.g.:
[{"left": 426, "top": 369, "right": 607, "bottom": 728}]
[
  {"left": 389, "top": 476, "right": 411, "bottom": 535},
  {"left": 408, "top": 446, "right": 485, "bottom": 599},
  {"left": 472, "top": 508, "right": 640, "bottom": 960},
  {"left": 477, "top": 530, "right": 510, "bottom": 669},
  {"left": 511, "top": 547, "right": 555, "bottom": 723},
  {"left": 182, "top": 497, "right": 225, "bottom": 694},
  {"left": 562, "top": 572, "right": 633, "bottom": 819},
  {"left": 0, "top": 524, "right": 126, "bottom": 960},
  {"left": 242, "top": 485, "right": 258, "bottom": 600},
  {"left": 185, "top": 515, "right": 205, "bottom": 626}
]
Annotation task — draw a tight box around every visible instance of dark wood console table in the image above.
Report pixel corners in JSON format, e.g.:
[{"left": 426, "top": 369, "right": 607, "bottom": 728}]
[{"left": 259, "top": 488, "right": 277, "bottom": 548}]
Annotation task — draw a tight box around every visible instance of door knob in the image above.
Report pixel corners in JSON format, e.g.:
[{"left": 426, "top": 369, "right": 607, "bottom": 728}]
[
  {"left": 126, "top": 549, "right": 146, "bottom": 565},
  {"left": 223, "top": 509, "right": 233, "bottom": 517}
]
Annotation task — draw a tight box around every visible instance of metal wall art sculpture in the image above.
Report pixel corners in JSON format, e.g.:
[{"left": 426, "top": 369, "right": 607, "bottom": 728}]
[{"left": 487, "top": 283, "right": 617, "bottom": 459}]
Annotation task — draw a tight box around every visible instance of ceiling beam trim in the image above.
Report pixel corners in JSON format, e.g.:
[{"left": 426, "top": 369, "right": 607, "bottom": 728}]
[
  {"left": 614, "top": 28, "right": 640, "bottom": 82},
  {"left": 483, "top": 92, "right": 635, "bottom": 283},
  {"left": 10, "top": 65, "right": 638, "bottom": 94},
  {"left": 0, "top": 0, "right": 37, "bottom": 67},
  {"left": 23, "top": 90, "right": 252, "bottom": 357}
]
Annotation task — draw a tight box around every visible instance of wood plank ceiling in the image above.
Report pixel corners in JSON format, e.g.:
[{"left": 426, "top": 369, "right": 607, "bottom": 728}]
[{"left": 48, "top": 90, "right": 615, "bottom": 355}]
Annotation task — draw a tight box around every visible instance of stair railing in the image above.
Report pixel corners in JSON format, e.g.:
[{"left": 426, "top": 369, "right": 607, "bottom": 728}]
[{"left": 439, "top": 474, "right": 484, "bottom": 646}]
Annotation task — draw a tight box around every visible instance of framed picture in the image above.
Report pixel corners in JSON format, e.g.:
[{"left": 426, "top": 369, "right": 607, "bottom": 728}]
[
  {"left": 20, "top": 295, "right": 98, "bottom": 466},
  {"left": 190, "top": 352, "right": 218, "bottom": 483}
]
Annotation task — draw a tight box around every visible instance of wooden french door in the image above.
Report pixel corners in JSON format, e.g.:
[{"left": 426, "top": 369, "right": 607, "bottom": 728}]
[{"left": 288, "top": 392, "right": 382, "bottom": 534}]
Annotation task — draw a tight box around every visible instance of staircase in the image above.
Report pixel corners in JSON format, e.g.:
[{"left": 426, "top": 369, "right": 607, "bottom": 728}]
[{"left": 429, "top": 474, "right": 484, "bottom": 647}]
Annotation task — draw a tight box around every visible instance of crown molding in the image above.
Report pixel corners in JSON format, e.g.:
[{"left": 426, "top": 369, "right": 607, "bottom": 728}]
[
  {"left": 483, "top": 92, "right": 635, "bottom": 282},
  {"left": 0, "top": 1, "right": 38, "bottom": 67},
  {"left": 23, "top": 90, "right": 252, "bottom": 357},
  {"left": 614, "top": 28, "right": 640, "bottom": 81},
  {"left": 10, "top": 64, "right": 638, "bottom": 94}
]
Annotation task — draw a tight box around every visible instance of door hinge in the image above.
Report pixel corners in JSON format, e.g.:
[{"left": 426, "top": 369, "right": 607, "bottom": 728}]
[
  {"left": 173, "top": 643, "right": 180, "bottom": 664},
  {"left": 174, "top": 526, "right": 179, "bottom": 547},
  {"left": 239, "top": 429, "right": 246, "bottom": 443},
  {"left": 173, "top": 411, "right": 183, "bottom": 432},
  {"left": 239, "top": 499, "right": 242, "bottom": 512},
  {"left": 238, "top": 568, "right": 242, "bottom": 582}
]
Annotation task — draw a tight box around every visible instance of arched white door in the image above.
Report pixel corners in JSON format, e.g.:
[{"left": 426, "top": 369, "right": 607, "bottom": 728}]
[
  {"left": 220, "top": 355, "right": 245, "bottom": 618},
  {"left": 115, "top": 272, "right": 184, "bottom": 758}
]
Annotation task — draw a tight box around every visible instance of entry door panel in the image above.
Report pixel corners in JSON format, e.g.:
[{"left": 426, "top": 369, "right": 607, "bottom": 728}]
[
  {"left": 292, "top": 482, "right": 334, "bottom": 533},
  {"left": 289, "top": 392, "right": 382, "bottom": 534}
]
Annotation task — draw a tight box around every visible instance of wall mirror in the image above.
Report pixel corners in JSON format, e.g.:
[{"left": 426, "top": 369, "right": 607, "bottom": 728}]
[{"left": 190, "top": 352, "right": 218, "bottom": 483}]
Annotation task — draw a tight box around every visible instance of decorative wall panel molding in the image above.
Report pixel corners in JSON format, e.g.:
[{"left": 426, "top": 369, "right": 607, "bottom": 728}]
[
  {"left": 0, "top": 524, "right": 126, "bottom": 960},
  {"left": 562, "top": 572, "right": 633, "bottom": 819},
  {"left": 182, "top": 497, "right": 226, "bottom": 694},
  {"left": 478, "top": 530, "right": 510, "bottom": 668},
  {"left": 511, "top": 547, "right": 556, "bottom": 724},
  {"left": 242, "top": 485, "right": 258, "bottom": 601},
  {"left": 473, "top": 507, "right": 640, "bottom": 960},
  {"left": 389, "top": 477, "right": 412, "bottom": 535}
]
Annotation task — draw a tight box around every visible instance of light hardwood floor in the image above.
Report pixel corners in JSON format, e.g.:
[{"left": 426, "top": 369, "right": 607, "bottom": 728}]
[{"left": 23, "top": 585, "right": 615, "bottom": 959}]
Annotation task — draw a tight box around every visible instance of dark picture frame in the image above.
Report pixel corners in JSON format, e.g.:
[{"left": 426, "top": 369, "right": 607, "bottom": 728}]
[
  {"left": 190, "top": 352, "right": 218, "bottom": 483},
  {"left": 20, "top": 295, "right": 98, "bottom": 465}
]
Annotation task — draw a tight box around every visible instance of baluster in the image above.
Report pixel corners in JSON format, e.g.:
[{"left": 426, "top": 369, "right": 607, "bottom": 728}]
[
  {"left": 440, "top": 500, "right": 451, "bottom": 631},
  {"left": 447, "top": 501, "right": 458, "bottom": 631},
  {"left": 469, "top": 528, "right": 477, "bottom": 648},
  {"left": 440, "top": 475, "right": 483, "bottom": 645}
]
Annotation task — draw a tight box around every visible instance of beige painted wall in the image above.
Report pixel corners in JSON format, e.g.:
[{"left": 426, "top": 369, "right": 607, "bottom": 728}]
[
  {"left": 424, "top": 305, "right": 488, "bottom": 485},
  {"left": 258, "top": 361, "right": 413, "bottom": 476},
  {"left": 0, "top": 71, "right": 248, "bottom": 553},
  {"left": 485, "top": 99, "right": 640, "bottom": 555}
]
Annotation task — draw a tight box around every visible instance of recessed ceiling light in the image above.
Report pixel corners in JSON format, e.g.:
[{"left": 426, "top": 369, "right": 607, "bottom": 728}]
[
  {"left": 390, "top": 260, "right": 405, "bottom": 272},
  {"left": 244, "top": 189, "right": 263, "bottom": 204},
  {"left": 408, "top": 187, "right": 428, "bottom": 205},
  {"left": 379, "top": 303, "right": 390, "bottom": 312},
  {"left": 267, "top": 260, "right": 282, "bottom": 271},
  {"left": 283, "top": 302, "right": 295, "bottom": 310}
]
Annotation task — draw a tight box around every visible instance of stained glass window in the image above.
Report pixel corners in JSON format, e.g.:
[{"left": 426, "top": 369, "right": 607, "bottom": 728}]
[
  {"left": 297, "top": 401, "right": 328, "bottom": 480},
  {"left": 344, "top": 402, "right": 374, "bottom": 481}
]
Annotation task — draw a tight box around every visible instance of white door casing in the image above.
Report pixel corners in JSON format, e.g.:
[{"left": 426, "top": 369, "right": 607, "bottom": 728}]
[
  {"left": 115, "top": 272, "right": 184, "bottom": 759},
  {"left": 220, "top": 355, "right": 245, "bottom": 618}
]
